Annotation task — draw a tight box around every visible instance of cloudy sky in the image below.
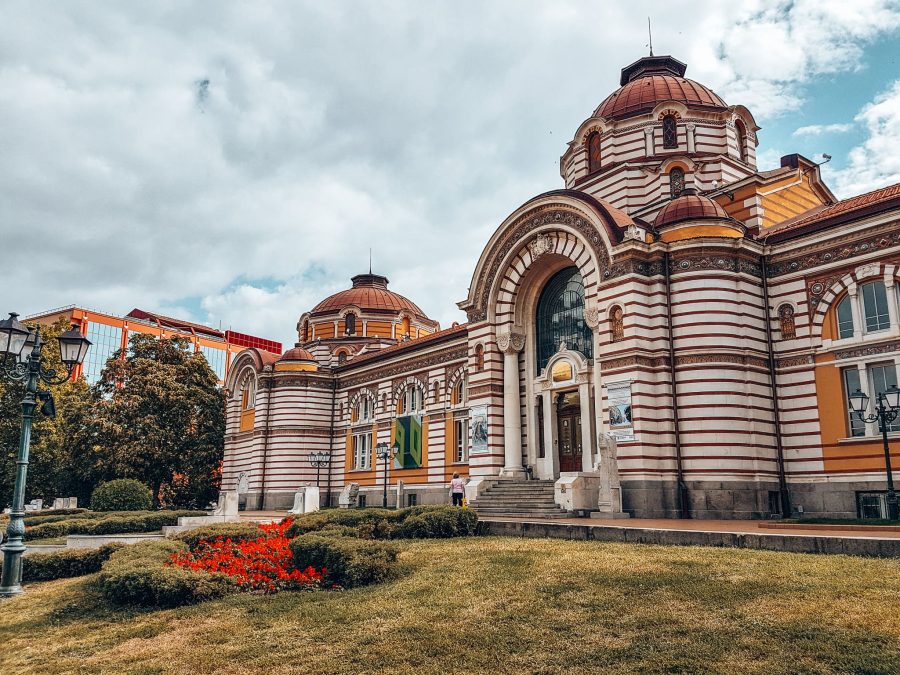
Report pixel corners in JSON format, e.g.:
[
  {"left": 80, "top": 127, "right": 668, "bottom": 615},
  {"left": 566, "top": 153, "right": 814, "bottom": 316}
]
[{"left": 2, "top": 0, "right": 899, "bottom": 349}]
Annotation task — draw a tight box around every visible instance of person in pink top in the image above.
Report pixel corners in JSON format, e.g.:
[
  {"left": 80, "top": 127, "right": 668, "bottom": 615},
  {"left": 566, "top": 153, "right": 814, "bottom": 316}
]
[{"left": 449, "top": 472, "right": 465, "bottom": 507}]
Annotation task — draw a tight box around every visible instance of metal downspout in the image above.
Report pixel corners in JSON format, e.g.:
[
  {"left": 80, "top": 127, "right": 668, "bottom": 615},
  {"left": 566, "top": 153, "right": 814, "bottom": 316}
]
[
  {"left": 258, "top": 373, "right": 273, "bottom": 510},
  {"left": 664, "top": 252, "right": 689, "bottom": 518},
  {"left": 760, "top": 252, "right": 791, "bottom": 516},
  {"left": 326, "top": 370, "right": 336, "bottom": 508}
]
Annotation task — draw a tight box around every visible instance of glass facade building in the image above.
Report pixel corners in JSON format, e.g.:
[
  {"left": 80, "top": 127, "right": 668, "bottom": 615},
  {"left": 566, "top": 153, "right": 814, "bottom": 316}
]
[
  {"left": 83, "top": 322, "right": 124, "bottom": 384},
  {"left": 199, "top": 344, "right": 227, "bottom": 381}
]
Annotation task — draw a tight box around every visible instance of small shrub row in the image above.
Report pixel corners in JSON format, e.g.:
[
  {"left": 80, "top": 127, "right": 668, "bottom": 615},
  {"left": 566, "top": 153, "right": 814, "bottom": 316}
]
[
  {"left": 290, "top": 534, "right": 400, "bottom": 588},
  {"left": 11, "top": 544, "right": 124, "bottom": 582},
  {"left": 97, "top": 540, "right": 234, "bottom": 608},
  {"left": 286, "top": 505, "right": 477, "bottom": 540},
  {"left": 25, "top": 510, "right": 202, "bottom": 540},
  {"left": 91, "top": 479, "right": 154, "bottom": 512}
]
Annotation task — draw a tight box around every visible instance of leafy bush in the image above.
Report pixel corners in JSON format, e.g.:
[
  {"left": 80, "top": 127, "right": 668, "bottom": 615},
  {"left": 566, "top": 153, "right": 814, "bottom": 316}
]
[
  {"left": 15, "top": 544, "right": 124, "bottom": 582},
  {"left": 284, "top": 508, "right": 403, "bottom": 537},
  {"left": 91, "top": 479, "right": 153, "bottom": 512},
  {"left": 286, "top": 506, "right": 478, "bottom": 540},
  {"left": 290, "top": 535, "right": 400, "bottom": 588},
  {"left": 175, "top": 522, "right": 270, "bottom": 551},
  {"left": 25, "top": 510, "right": 202, "bottom": 540},
  {"left": 396, "top": 507, "right": 478, "bottom": 539},
  {"left": 97, "top": 540, "right": 234, "bottom": 607}
]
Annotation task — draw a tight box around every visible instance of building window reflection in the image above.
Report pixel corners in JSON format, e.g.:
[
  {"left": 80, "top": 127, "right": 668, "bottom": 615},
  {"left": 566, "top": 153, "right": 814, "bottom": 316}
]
[{"left": 83, "top": 322, "right": 123, "bottom": 384}]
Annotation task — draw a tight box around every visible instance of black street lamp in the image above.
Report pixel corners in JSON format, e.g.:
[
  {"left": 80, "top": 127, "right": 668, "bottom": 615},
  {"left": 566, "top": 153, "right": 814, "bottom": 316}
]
[
  {"left": 0, "top": 315, "right": 91, "bottom": 597},
  {"left": 375, "top": 441, "right": 400, "bottom": 508},
  {"left": 308, "top": 450, "right": 331, "bottom": 506},
  {"left": 848, "top": 385, "right": 900, "bottom": 520}
]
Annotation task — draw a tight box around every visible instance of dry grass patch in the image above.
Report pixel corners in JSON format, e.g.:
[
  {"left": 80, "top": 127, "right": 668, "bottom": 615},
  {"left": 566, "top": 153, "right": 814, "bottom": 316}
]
[{"left": 0, "top": 537, "right": 897, "bottom": 674}]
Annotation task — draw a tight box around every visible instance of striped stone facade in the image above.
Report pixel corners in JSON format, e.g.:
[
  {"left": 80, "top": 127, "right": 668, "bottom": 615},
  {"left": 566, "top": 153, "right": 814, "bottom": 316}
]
[{"left": 222, "top": 55, "right": 900, "bottom": 519}]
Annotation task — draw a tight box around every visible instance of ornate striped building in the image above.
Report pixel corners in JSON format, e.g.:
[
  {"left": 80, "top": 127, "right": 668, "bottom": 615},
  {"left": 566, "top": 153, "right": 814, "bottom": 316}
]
[{"left": 223, "top": 55, "right": 900, "bottom": 519}]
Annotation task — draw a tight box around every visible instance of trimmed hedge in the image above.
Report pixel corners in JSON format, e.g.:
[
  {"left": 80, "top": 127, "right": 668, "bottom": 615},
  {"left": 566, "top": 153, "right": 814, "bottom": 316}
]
[
  {"left": 396, "top": 507, "right": 478, "bottom": 539},
  {"left": 96, "top": 540, "right": 234, "bottom": 607},
  {"left": 25, "top": 510, "right": 203, "bottom": 541},
  {"left": 286, "top": 505, "right": 478, "bottom": 540},
  {"left": 174, "top": 522, "right": 268, "bottom": 551},
  {"left": 290, "top": 535, "right": 400, "bottom": 588},
  {"left": 91, "top": 479, "right": 153, "bottom": 512},
  {"left": 12, "top": 544, "right": 124, "bottom": 582}
]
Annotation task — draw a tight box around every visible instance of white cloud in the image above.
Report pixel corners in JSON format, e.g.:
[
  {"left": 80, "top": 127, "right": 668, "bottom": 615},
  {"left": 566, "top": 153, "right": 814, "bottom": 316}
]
[
  {"left": 793, "top": 123, "right": 855, "bottom": 136},
  {"left": 1, "top": 1, "right": 898, "bottom": 348},
  {"left": 828, "top": 79, "right": 900, "bottom": 198}
]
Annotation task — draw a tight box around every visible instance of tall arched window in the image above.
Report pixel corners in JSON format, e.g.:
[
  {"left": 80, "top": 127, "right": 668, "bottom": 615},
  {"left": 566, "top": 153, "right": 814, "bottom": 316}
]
[
  {"left": 474, "top": 344, "right": 484, "bottom": 372},
  {"left": 836, "top": 295, "right": 854, "bottom": 339},
  {"left": 669, "top": 167, "right": 685, "bottom": 197},
  {"left": 535, "top": 267, "right": 593, "bottom": 373},
  {"left": 300, "top": 319, "right": 310, "bottom": 342},
  {"left": 344, "top": 312, "right": 357, "bottom": 335},
  {"left": 587, "top": 131, "right": 602, "bottom": 173},
  {"left": 735, "top": 119, "right": 748, "bottom": 163},
  {"left": 662, "top": 115, "right": 678, "bottom": 149},
  {"left": 610, "top": 306, "right": 625, "bottom": 342}
]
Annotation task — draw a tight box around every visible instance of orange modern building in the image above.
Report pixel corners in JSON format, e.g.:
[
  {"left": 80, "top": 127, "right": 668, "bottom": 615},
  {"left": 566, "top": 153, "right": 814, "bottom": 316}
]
[{"left": 25, "top": 306, "right": 281, "bottom": 385}]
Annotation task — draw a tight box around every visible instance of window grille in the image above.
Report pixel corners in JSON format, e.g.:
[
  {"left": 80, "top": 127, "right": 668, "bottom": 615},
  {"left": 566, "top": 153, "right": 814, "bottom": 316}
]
[
  {"left": 535, "top": 267, "right": 593, "bottom": 373},
  {"left": 669, "top": 168, "right": 685, "bottom": 197},
  {"left": 662, "top": 115, "right": 678, "bottom": 149}
]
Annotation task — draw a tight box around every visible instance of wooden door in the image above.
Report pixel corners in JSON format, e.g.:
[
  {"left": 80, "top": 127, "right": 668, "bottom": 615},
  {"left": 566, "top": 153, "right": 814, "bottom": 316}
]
[{"left": 557, "top": 392, "right": 582, "bottom": 472}]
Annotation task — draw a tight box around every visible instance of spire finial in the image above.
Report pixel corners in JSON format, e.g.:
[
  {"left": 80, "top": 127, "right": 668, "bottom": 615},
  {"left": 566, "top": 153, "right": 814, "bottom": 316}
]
[
  {"left": 647, "top": 17, "right": 653, "bottom": 56},
  {"left": 369, "top": 248, "right": 372, "bottom": 274}
]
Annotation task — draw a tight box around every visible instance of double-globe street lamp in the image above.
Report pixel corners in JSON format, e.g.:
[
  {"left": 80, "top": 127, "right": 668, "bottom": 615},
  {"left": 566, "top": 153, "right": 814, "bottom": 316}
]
[
  {"left": 0, "top": 313, "right": 91, "bottom": 597},
  {"left": 375, "top": 441, "right": 400, "bottom": 508},
  {"left": 848, "top": 384, "right": 900, "bottom": 520},
  {"left": 307, "top": 451, "right": 332, "bottom": 507}
]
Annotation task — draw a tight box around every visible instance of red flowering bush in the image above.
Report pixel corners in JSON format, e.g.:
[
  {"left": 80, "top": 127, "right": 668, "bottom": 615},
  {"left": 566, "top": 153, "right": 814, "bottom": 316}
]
[{"left": 168, "top": 518, "right": 324, "bottom": 593}]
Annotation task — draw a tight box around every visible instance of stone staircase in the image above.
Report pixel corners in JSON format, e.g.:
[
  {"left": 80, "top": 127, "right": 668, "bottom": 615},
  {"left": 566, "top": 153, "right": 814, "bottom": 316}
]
[{"left": 469, "top": 480, "right": 571, "bottom": 519}]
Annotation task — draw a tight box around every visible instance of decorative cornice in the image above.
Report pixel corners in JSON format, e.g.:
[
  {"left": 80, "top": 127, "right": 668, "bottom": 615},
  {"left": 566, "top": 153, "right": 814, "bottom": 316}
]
[
  {"left": 674, "top": 352, "right": 769, "bottom": 369},
  {"left": 834, "top": 341, "right": 900, "bottom": 361},
  {"left": 777, "top": 355, "right": 815, "bottom": 368},
  {"left": 599, "top": 354, "right": 669, "bottom": 370},
  {"left": 767, "top": 223, "right": 900, "bottom": 278},
  {"left": 338, "top": 346, "right": 467, "bottom": 390},
  {"left": 668, "top": 254, "right": 762, "bottom": 278},
  {"left": 603, "top": 256, "right": 665, "bottom": 282}
]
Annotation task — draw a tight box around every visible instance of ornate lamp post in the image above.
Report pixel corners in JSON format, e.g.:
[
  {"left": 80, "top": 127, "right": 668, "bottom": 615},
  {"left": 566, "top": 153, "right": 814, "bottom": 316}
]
[
  {"left": 375, "top": 441, "right": 400, "bottom": 508},
  {"left": 848, "top": 385, "right": 900, "bottom": 520},
  {"left": 307, "top": 450, "right": 331, "bottom": 506},
  {"left": 0, "top": 314, "right": 91, "bottom": 597}
]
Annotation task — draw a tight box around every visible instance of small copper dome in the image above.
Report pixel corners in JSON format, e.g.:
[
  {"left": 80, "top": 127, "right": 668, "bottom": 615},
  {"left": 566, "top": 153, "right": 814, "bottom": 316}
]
[
  {"left": 594, "top": 55, "right": 726, "bottom": 120},
  {"left": 655, "top": 190, "right": 729, "bottom": 228},
  {"left": 279, "top": 347, "right": 316, "bottom": 362},
  {"left": 311, "top": 274, "right": 429, "bottom": 318}
]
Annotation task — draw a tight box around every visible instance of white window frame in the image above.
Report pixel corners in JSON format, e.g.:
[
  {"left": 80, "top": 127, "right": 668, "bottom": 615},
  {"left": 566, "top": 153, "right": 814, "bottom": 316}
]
[
  {"left": 859, "top": 281, "right": 891, "bottom": 334},
  {"left": 352, "top": 431, "right": 372, "bottom": 471},
  {"left": 454, "top": 417, "right": 469, "bottom": 463},
  {"left": 403, "top": 386, "right": 423, "bottom": 414},
  {"left": 842, "top": 360, "right": 900, "bottom": 437}
]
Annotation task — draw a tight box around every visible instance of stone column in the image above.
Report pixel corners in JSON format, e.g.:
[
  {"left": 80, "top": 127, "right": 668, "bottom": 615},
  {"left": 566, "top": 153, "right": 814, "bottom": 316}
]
[
  {"left": 579, "top": 382, "right": 593, "bottom": 473},
  {"left": 541, "top": 391, "right": 557, "bottom": 479},
  {"left": 498, "top": 331, "right": 526, "bottom": 479},
  {"left": 685, "top": 123, "right": 696, "bottom": 153},
  {"left": 885, "top": 275, "right": 899, "bottom": 334},
  {"left": 848, "top": 283, "right": 863, "bottom": 338},
  {"left": 643, "top": 128, "right": 654, "bottom": 156}
]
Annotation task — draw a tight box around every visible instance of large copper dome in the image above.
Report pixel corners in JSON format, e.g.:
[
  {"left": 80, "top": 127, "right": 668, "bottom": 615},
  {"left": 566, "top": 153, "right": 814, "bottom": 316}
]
[
  {"left": 655, "top": 190, "right": 729, "bottom": 228},
  {"left": 594, "top": 55, "right": 726, "bottom": 120},
  {"left": 311, "top": 274, "right": 429, "bottom": 317}
]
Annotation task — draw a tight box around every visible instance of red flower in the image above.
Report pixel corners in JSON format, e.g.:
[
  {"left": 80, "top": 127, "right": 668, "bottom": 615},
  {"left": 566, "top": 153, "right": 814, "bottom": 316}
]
[{"left": 166, "top": 518, "right": 323, "bottom": 593}]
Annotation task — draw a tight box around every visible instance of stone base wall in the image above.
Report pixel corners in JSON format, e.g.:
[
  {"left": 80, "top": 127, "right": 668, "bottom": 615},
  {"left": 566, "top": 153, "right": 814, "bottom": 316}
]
[
  {"left": 623, "top": 480, "right": 783, "bottom": 519},
  {"left": 250, "top": 486, "right": 454, "bottom": 511},
  {"left": 623, "top": 479, "right": 891, "bottom": 519}
]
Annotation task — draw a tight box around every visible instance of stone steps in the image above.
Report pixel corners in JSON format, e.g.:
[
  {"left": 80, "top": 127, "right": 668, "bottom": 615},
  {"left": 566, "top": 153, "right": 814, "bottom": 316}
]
[{"left": 470, "top": 480, "right": 570, "bottom": 519}]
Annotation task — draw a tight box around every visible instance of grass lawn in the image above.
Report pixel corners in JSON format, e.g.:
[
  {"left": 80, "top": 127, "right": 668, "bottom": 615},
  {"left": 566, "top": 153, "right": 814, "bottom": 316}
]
[{"left": 0, "top": 537, "right": 898, "bottom": 674}]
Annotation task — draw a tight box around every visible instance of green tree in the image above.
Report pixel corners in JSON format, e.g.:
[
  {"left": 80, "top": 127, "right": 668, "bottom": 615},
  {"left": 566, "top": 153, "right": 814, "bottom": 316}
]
[
  {"left": 0, "top": 319, "right": 93, "bottom": 507},
  {"left": 72, "top": 333, "right": 225, "bottom": 508}
]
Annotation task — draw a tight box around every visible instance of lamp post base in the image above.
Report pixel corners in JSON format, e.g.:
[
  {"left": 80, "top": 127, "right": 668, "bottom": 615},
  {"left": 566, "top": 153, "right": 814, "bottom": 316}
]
[{"left": 0, "top": 543, "right": 26, "bottom": 598}]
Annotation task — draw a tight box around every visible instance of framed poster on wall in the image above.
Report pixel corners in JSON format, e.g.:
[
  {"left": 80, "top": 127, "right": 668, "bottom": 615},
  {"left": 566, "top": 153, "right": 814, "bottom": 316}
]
[
  {"left": 469, "top": 405, "right": 489, "bottom": 455},
  {"left": 605, "top": 381, "right": 636, "bottom": 442}
]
